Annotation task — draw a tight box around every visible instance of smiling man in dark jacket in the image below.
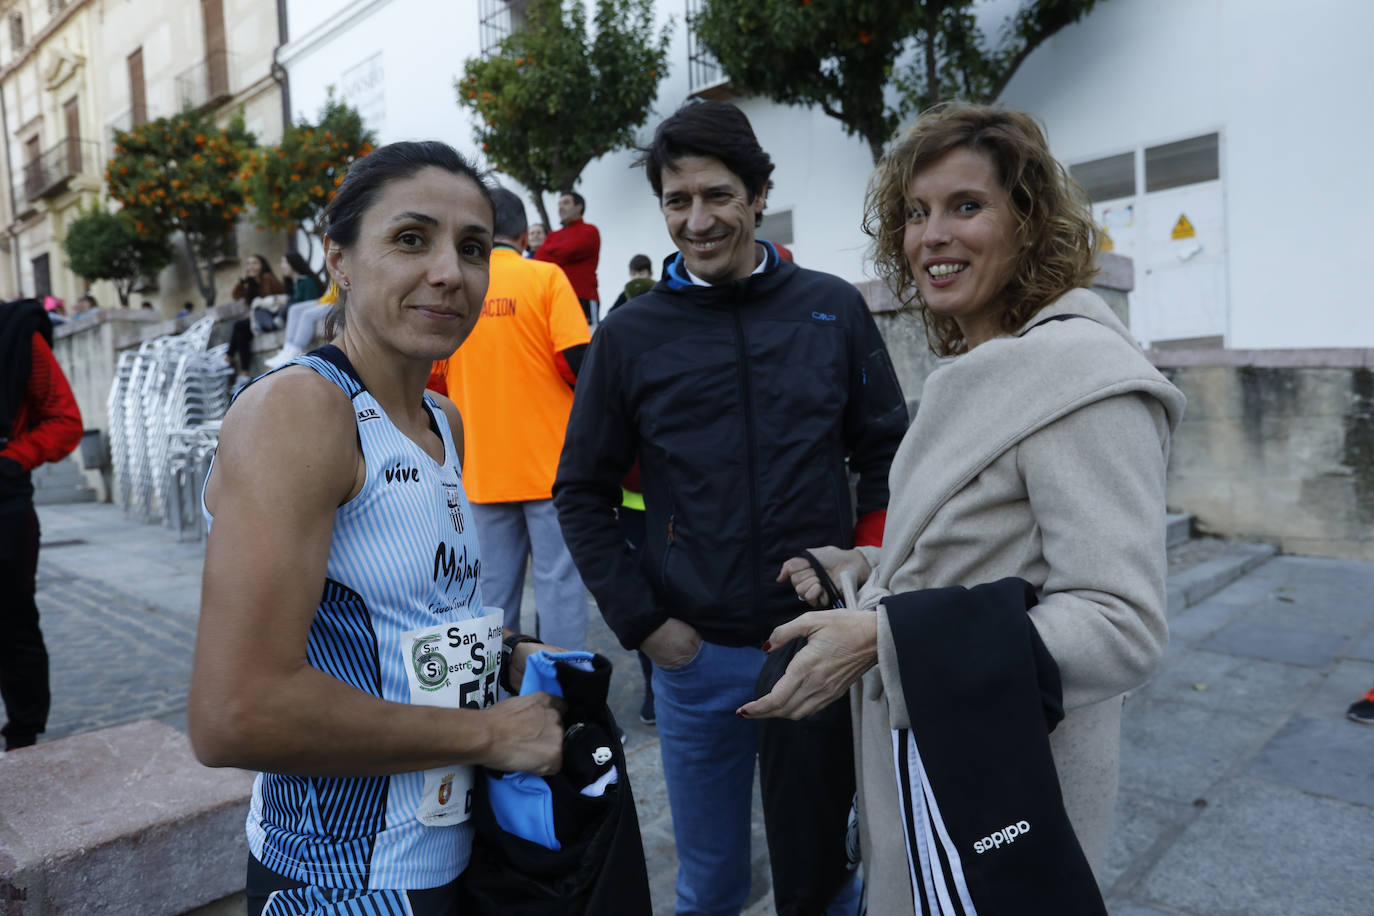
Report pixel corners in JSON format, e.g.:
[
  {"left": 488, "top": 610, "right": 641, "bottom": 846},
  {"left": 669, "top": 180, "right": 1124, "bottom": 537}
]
[{"left": 554, "top": 100, "right": 907, "bottom": 916}]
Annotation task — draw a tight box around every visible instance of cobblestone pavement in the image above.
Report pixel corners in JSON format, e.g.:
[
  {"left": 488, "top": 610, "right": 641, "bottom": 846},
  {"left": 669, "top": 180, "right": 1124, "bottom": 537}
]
[
  {"left": 26, "top": 502, "right": 1374, "bottom": 916},
  {"left": 36, "top": 562, "right": 197, "bottom": 741}
]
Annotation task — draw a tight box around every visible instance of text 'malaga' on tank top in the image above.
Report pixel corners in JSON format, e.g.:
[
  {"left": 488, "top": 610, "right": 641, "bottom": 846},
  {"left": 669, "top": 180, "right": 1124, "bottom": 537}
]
[{"left": 201, "top": 346, "right": 497, "bottom": 890}]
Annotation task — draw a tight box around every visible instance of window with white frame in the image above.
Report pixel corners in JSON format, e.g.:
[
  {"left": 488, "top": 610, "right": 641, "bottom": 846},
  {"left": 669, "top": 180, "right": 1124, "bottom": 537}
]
[{"left": 685, "top": 0, "right": 725, "bottom": 95}]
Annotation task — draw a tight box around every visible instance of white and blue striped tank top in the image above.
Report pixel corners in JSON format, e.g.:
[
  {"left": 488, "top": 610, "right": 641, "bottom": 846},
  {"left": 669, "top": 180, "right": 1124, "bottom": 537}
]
[{"left": 202, "top": 346, "right": 489, "bottom": 890}]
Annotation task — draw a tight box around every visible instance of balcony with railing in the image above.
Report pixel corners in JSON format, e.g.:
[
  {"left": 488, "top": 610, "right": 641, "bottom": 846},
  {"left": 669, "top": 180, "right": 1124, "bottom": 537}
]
[
  {"left": 18, "top": 138, "right": 100, "bottom": 203},
  {"left": 685, "top": 0, "right": 731, "bottom": 98},
  {"left": 175, "top": 49, "right": 235, "bottom": 111},
  {"left": 106, "top": 104, "right": 161, "bottom": 155},
  {"left": 479, "top": 0, "right": 529, "bottom": 55}
]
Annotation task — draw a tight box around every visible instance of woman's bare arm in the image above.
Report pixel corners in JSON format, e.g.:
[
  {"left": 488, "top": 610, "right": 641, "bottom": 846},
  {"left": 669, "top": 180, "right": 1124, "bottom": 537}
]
[{"left": 189, "top": 370, "right": 563, "bottom": 776}]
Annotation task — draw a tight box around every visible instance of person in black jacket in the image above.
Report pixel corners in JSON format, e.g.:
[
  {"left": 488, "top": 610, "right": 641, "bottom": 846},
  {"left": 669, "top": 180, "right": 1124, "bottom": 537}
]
[
  {"left": 554, "top": 100, "right": 907, "bottom": 916},
  {"left": 0, "top": 299, "right": 83, "bottom": 751}
]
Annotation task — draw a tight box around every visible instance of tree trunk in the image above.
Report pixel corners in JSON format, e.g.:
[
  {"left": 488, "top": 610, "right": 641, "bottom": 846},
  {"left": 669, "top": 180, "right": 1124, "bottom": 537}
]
[
  {"left": 924, "top": 10, "right": 940, "bottom": 106},
  {"left": 182, "top": 231, "right": 217, "bottom": 306},
  {"left": 867, "top": 134, "right": 885, "bottom": 166},
  {"left": 530, "top": 192, "right": 552, "bottom": 234},
  {"left": 294, "top": 224, "right": 320, "bottom": 275}
]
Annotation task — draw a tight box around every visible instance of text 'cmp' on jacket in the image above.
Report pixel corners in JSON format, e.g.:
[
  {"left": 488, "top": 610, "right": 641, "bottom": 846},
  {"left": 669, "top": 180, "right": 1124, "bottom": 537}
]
[{"left": 554, "top": 242, "right": 909, "bottom": 652}]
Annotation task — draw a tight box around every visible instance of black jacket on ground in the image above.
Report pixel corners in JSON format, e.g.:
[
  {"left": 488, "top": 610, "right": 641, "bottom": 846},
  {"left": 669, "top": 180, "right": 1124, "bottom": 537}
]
[{"left": 554, "top": 244, "right": 908, "bottom": 651}]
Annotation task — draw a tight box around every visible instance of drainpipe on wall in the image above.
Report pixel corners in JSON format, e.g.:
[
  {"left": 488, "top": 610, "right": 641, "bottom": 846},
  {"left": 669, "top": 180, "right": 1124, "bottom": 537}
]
[
  {"left": 272, "top": 0, "right": 294, "bottom": 255},
  {"left": 272, "top": 0, "right": 291, "bottom": 132},
  {"left": 0, "top": 84, "right": 23, "bottom": 296}
]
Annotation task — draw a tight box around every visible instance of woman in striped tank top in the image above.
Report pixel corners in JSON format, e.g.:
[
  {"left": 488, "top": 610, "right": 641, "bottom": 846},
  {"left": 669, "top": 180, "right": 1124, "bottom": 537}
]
[{"left": 189, "top": 141, "right": 566, "bottom": 916}]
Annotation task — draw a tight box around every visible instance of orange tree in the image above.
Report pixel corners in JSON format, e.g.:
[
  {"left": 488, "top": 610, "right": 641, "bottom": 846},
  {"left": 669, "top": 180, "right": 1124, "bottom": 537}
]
[
  {"left": 106, "top": 110, "right": 255, "bottom": 305},
  {"left": 241, "top": 91, "right": 375, "bottom": 271},
  {"left": 459, "top": 0, "right": 671, "bottom": 228}
]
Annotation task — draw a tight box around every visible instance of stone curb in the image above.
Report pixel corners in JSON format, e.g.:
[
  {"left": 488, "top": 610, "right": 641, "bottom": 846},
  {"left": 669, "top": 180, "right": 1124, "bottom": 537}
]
[
  {"left": 0, "top": 719, "right": 253, "bottom": 915},
  {"left": 1166, "top": 542, "right": 1278, "bottom": 616}
]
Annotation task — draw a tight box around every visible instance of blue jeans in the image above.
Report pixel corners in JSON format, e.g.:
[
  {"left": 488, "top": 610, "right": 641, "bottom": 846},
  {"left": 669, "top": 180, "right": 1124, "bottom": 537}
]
[
  {"left": 469, "top": 499, "right": 588, "bottom": 650},
  {"left": 282, "top": 300, "right": 330, "bottom": 349},
  {"left": 653, "top": 641, "right": 864, "bottom": 916}
]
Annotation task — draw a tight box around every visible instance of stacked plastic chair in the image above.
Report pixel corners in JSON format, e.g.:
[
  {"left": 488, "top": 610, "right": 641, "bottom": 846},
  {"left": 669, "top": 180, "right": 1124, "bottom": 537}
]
[{"left": 105, "top": 316, "right": 234, "bottom": 539}]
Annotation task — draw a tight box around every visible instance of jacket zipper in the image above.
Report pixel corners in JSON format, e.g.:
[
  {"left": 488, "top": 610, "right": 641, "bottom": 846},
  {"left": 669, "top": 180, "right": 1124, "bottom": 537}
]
[
  {"left": 730, "top": 304, "right": 762, "bottom": 621},
  {"left": 660, "top": 511, "right": 676, "bottom": 590},
  {"left": 832, "top": 459, "right": 852, "bottom": 543}
]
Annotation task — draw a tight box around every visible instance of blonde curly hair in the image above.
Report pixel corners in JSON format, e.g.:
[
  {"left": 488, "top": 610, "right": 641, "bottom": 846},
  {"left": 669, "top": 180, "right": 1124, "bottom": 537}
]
[{"left": 864, "top": 102, "right": 1100, "bottom": 356}]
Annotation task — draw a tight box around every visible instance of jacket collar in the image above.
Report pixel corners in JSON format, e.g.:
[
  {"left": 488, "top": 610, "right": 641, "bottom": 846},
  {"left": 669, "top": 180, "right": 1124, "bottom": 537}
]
[{"left": 660, "top": 240, "right": 783, "bottom": 293}]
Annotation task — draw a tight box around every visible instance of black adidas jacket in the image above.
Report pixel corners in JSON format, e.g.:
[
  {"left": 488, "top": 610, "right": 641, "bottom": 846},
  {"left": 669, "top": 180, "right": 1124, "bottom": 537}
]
[
  {"left": 554, "top": 245, "right": 907, "bottom": 650},
  {"left": 886, "top": 578, "right": 1107, "bottom": 915}
]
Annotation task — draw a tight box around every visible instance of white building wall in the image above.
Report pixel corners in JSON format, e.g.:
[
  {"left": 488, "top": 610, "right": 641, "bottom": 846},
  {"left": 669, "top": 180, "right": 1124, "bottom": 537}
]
[
  {"left": 281, "top": 0, "right": 1372, "bottom": 348},
  {"left": 998, "top": 0, "right": 1374, "bottom": 348},
  {"left": 279, "top": 0, "right": 880, "bottom": 300}
]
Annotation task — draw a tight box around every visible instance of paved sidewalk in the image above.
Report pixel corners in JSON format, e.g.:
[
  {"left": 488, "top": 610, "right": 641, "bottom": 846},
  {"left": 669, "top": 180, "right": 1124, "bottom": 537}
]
[{"left": 22, "top": 502, "right": 1374, "bottom": 915}]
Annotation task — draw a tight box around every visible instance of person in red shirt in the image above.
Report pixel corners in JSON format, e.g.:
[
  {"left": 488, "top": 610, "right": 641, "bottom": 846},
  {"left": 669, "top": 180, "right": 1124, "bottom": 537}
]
[
  {"left": 534, "top": 191, "right": 600, "bottom": 324},
  {"left": 0, "top": 298, "right": 83, "bottom": 751}
]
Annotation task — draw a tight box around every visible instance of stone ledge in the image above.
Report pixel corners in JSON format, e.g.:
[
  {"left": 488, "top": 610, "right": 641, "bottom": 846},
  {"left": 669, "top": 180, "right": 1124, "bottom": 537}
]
[
  {"left": 1148, "top": 347, "right": 1374, "bottom": 369},
  {"left": 856, "top": 250, "right": 1133, "bottom": 314},
  {"left": 1166, "top": 542, "right": 1278, "bottom": 616},
  {"left": 0, "top": 719, "right": 253, "bottom": 915},
  {"left": 1093, "top": 251, "right": 1134, "bottom": 292}
]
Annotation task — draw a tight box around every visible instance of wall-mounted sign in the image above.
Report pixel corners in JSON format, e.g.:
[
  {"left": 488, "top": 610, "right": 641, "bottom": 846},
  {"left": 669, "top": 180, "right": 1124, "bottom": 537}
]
[
  {"left": 341, "top": 53, "right": 385, "bottom": 134},
  {"left": 1171, "top": 214, "right": 1195, "bottom": 241}
]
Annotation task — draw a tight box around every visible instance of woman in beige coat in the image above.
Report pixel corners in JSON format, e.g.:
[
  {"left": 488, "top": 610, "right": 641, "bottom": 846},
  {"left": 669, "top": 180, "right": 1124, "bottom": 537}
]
[{"left": 739, "top": 103, "right": 1185, "bottom": 913}]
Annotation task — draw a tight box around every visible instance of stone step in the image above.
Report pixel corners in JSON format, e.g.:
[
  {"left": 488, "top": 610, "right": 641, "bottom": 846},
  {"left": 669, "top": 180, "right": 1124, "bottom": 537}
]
[
  {"left": 1165, "top": 539, "right": 1278, "bottom": 616},
  {"left": 0, "top": 719, "right": 253, "bottom": 915},
  {"left": 1165, "top": 512, "right": 1190, "bottom": 549},
  {"left": 32, "top": 486, "right": 97, "bottom": 505},
  {"left": 30, "top": 458, "right": 97, "bottom": 505}
]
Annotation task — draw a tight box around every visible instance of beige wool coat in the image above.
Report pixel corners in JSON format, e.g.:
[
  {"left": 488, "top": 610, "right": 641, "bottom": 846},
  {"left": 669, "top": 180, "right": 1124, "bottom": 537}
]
[{"left": 850, "top": 289, "right": 1186, "bottom": 912}]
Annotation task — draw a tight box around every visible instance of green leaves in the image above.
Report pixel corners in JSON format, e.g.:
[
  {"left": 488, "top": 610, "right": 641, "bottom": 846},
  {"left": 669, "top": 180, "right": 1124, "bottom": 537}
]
[
  {"left": 458, "top": 0, "right": 671, "bottom": 224},
  {"left": 694, "top": 0, "right": 913, "bottom": 164},
  {"left": 694, "top": 0, "right": 1104, "bottom": 163},
  {"left": 242, "top": 90, "right": 376, "bottom": 242},
  {"left": 61, "top": 206, "right": 172, "bottom": 306}
]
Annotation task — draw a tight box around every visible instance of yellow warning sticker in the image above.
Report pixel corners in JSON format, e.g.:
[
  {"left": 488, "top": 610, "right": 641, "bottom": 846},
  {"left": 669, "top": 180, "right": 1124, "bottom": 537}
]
[
  {"left": 1100, "top": 230, "right": 1115, "bottom": 252},
  {"left": 1171, "top": 214, "right": 1195, "bottom": 241}
]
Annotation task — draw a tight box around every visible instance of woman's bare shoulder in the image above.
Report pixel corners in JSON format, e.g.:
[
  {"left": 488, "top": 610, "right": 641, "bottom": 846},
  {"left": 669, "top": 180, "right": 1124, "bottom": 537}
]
[{"left": 213, "top": 367, "right": 359, "bottom": 503}]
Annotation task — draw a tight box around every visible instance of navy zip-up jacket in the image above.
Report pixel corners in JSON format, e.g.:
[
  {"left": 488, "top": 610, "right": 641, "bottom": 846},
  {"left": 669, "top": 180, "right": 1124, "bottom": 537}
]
[{"left": 554, "top": 244, "right": 908, "bottom": 651}]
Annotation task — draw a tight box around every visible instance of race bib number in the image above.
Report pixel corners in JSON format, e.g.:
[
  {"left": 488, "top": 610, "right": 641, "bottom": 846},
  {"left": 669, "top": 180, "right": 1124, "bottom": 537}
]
[{"left": 401, "top": 610, "right": 503, "bottom": 827}]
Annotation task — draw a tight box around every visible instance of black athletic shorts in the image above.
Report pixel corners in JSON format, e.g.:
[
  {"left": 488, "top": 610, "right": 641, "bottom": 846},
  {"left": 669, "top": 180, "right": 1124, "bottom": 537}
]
[{"left": 246, "top": 855, "right": 462, "bottom": 916}]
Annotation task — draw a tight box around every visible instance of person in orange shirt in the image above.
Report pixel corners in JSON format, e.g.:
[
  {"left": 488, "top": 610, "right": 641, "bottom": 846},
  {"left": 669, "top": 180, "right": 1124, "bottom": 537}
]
[{"left": 444, "top": 187, "right": 592, "bottom": 649}]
